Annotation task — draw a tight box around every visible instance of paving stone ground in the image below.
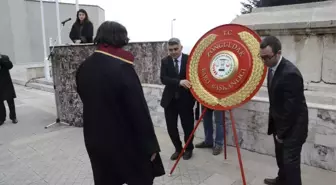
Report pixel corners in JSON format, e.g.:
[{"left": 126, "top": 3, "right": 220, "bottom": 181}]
[{"left": 0, "top": 85, "right": 335, "bottom": 185}]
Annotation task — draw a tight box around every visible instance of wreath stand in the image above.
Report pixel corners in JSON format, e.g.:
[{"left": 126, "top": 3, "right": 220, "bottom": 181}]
[{"left": 169, "top": 107, "right": 247, "bottom": 185}]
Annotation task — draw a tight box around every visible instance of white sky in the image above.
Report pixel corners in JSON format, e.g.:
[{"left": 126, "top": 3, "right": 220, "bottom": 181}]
[{"left": 59, "top": 0, "right": 243, "bottom": 53}]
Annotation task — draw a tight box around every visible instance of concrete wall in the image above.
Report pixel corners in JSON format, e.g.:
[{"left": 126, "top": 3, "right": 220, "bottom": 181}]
[{"left": 0, "top": 0, "right": 105, "bottom": 64}]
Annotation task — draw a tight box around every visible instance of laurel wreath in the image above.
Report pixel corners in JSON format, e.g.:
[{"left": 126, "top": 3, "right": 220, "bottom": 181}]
[{"left": 188, "top": 31, "right": 265, "bottom": 108}]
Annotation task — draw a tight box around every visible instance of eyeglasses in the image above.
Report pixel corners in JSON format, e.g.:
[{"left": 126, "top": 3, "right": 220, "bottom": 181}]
[
  {"left": 259, "top": 53, "right": 275, "bottom": 61},
  {"left": 169, "top": 48, "right": 179, "bottom": 52}
]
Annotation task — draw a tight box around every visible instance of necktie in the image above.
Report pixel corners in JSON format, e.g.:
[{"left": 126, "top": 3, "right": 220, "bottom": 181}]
[
  {"left": 268, "top": 68, "right": 274, "bottom": 88},
  {"left": 174, "top": 59, "right": 179, "bottom": 74},
  {"left": 174, "top": 58, "right": 180, "bottom": 99}
]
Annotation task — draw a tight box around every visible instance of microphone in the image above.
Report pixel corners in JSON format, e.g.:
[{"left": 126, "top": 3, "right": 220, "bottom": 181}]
[{"left": 61, "top": 18, "right": 71, "bottom": 25}]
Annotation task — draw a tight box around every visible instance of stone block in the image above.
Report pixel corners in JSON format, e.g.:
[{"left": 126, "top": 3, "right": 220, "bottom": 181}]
[
  {"left": 322, "top": 35, "right": 336, "bottom": 83},
  {"left": 315, "top": 109, "right": 336, "bottom": 135},
  {"left": 274, "top": 35, "right": 325, "bottom": 83},
  {"left": 294, "top": 35, "right": 323, "bottom": 82},
  {"left": 240, "top": 100, "right": 269, "bottom": 113},
  {"left": 301, "top": 143, "right": 336, "bottom": 171},
  {"left": 277, "top": 35, "right": 298, "bottom": 65},
  {"left": 225, "top": 125, "right": 275, "bottom": 157},
  {"left": 229, "top": 109, "right": 269, "bottom": 134},
  {"left": 26, "top": 65, "right": 45, "bottom": 80},
  {"left": 315, "top": 134, "right": 336, "bottom": 148}
]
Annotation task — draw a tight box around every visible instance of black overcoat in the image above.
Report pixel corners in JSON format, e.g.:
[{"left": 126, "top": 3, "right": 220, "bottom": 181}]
[
  {"left": 0, "top": 55, "right": 16, "bottom": 101},
  {"left": 69, "top": 21, "right": 94, "bottom": 43},
  {"left": 75, "top": 50, "right": 165, "bottom": 184}
]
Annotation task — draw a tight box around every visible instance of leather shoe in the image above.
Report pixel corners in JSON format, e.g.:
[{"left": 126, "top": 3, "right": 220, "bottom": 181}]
[
  {"left": 264, "top": 177, "right": 284, "bottom": 185},
  {"left": 183, "top": 150, "right": 193, "bottom": 160},
  {"left": 170, "top": 152, "right": 180, "bottom": 160},
  {"left": 12, "top": 119, "right": 18, "bottom": 124},
  {"left": 0, "top": 121, "right": 4, "bottom": 126},
  {"left": 195, "top": 141, "right": 213, "bottom": 148}
]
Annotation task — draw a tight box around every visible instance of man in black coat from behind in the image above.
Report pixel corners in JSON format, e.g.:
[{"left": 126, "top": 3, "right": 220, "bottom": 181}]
[
  {"left": 0, "top": 54, "right": 18, "bottom": 126},
  {"left": 260, "top": 36, "right": 308, "bottom": 185}
]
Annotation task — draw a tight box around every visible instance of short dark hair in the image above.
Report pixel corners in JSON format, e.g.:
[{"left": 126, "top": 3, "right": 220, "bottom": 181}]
[
  {"left": 94, "top": 21, "right": 129, "bottom": 48},
  {"left": 260, "top": 36, "right": 282, "bottom": 53},
  {"left": 168, "top": 38, "right": 181, "bottom": 46}
]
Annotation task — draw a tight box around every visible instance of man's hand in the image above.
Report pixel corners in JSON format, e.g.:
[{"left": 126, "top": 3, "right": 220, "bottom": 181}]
[
  {"left": 179, "top": 80, "right": 191, "bottom": 89},
  {"left": 150, "top": 153, "right": 157, "bottom": 161},
  {"left": 275, "top": 135, "right": 283, "bottom": 143}
]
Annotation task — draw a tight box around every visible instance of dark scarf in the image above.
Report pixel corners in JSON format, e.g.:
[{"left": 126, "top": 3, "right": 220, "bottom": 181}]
[{"left": 96, "top": 44, "right": 134, "bottom": 65}]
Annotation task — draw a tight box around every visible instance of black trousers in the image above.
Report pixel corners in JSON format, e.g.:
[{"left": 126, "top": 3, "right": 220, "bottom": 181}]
[
  {"left": 164, "top": 98, "right": 194, "bottom": 152},
  {"left": 273, "top": 134, "right": 303, "bottom": 185},
  {"left": 0, "top": 99, "right": 16, "bottom": 122}
]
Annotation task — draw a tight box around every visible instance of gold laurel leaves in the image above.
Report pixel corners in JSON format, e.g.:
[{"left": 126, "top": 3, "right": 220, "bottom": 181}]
[
  {"left": 218, "top": 31, "right": 264, "bottom": 107},
  {"left": 188, "top": 31, "right": 264, "bottom": 108},
  {"left": 189, "top": 34, "right": 219, "bottom": 106}
]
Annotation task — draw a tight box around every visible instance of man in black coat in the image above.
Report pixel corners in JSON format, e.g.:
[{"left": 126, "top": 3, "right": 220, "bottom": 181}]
[
  {"left": 76, "top": 21, "right": 164, "bottom": 185},
  {"left": 260, "top": 36, "right": 308, "bottom": 185},
  {"left": 0, "top": 54, "right": 18, "bottom": 126},
  {"left": 160, "top": 38, "right": 196, "bottom": 160}
]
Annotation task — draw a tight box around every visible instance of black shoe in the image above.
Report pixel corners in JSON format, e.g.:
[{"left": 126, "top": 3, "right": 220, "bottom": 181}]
[
  {"left": 170, "top": 151, "right": 180, "bottom": 160},
  {"left": 264, "top": 177, "right": 284, "bottom": 185},
  {"left": 183, "top": 150, "right": 193, "bottom": 160},
  {"left": 11, "top": 119, "right": 18, "bottom": 124},
  {"left": 0, "top": 121, "right": 4, "bottom": 126},
  {"left": 195, "top": 141, "right": 213, "bottom": 148},
  {"left": 212, "top": 145, "right": 222, "bottom": 155}
]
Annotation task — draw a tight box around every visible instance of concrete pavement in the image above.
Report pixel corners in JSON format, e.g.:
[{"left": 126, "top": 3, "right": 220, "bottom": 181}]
[{"left": 0, "top": 85, "right": 335, "bottom": 185}]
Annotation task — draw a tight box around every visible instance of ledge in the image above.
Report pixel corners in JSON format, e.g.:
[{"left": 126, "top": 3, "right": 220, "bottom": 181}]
[
  {"left": 231, "top": 0, "right": 336, "bottom": 33},
  {"left": 51, "top": 41, "right": 168, "bottom": 48},
  {"left": 253, "top": 24, "right": 336, "bottom": 35},
  {"left": 142, "top": 84, "right": 336, "bottom": 111}
]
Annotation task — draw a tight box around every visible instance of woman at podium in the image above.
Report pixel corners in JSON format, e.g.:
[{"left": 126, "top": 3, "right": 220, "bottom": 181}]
[{"left": 69, "top": 9, "right": 93, "bottom": 44}]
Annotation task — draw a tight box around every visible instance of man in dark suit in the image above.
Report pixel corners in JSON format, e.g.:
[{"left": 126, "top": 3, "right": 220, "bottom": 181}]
[
  {"left": 0, "top": 54, "right": 18, "bottom": 126},
  {"left": 160, "top": 38, "right": 196, "bottom": 160},
  {"left": 260, "top": 36, "right": 308, "bottom": 185}
]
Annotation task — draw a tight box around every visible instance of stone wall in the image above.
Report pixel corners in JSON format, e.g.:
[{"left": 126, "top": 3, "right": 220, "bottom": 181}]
[
  {"left": 51, "top": 42, "right": 167, "bottom": 126},
  {"left": 143, "top": 84, "right": 336, "bottom": 171},
  {"left": 257, "top": 34, "right": 336, "bottom": 84},
  {"left": 124, "top": 42, "right": 167, "bottom": 84},
  {"left": 231, "top": 0, "right": 336, "bottom": 85}
]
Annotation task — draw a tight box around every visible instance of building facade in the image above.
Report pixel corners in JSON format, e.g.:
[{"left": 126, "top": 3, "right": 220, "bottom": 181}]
[{"left": 0, "top": 0, "right": 105, "bottom": 64}]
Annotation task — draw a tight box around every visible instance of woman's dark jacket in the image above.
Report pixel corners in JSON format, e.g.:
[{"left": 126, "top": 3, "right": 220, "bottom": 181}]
[{"left": 69, "top": 21, "right": 94, "bottom": 43}]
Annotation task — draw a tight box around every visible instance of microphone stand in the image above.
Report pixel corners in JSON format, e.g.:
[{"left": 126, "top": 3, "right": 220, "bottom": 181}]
[{"left": 45, "top": 21, "right": 70, "bottom": 129}]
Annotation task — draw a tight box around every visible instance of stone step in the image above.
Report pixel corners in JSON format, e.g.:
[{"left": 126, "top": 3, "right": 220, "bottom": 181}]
[
  {"left": 25, "top": 82, "right": 54, "bottom": 93},
  {"left": 32, "top": 78, "right": 53, "bottom": 86}
]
